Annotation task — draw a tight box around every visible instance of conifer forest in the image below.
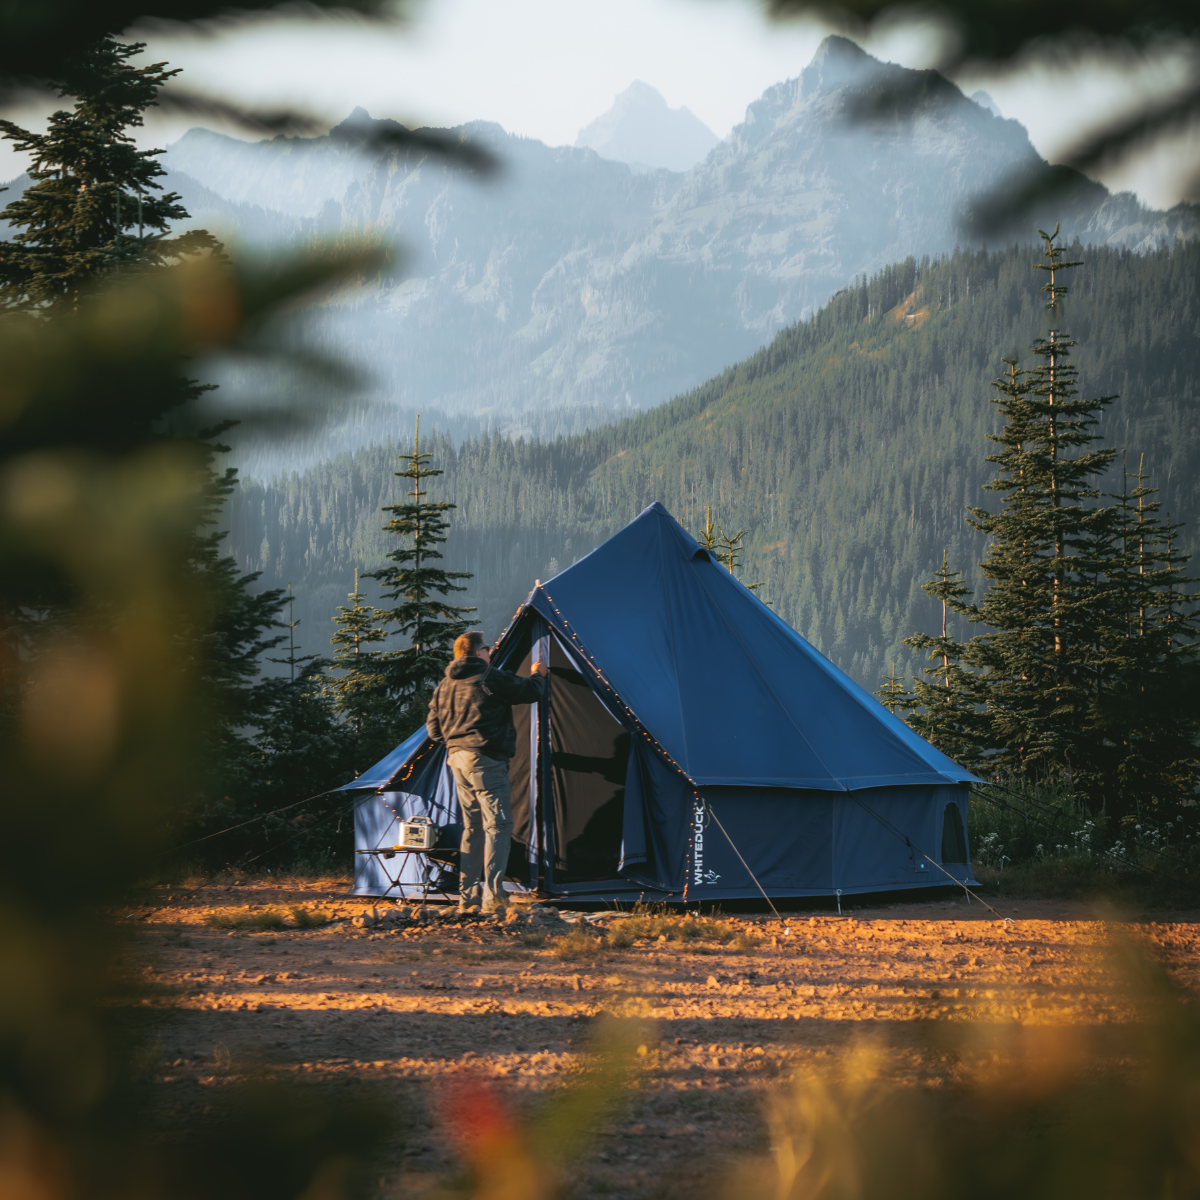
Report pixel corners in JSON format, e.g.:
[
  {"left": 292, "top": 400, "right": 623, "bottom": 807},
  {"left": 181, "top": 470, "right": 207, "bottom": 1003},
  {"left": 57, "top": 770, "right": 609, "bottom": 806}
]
[{"left": 232, "top": 240, "right": 1200, "bottom": 696}]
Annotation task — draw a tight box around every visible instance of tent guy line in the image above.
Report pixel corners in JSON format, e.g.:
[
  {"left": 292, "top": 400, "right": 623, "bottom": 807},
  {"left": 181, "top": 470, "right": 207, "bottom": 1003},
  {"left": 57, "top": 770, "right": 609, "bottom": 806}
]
[
  {"left": 704, "top": 799, "right": 792, "bottom": 934},
  {"left": 164, "top": 788, "right": 340, "bottom": 855},
  {"left": 851, "top": 794, "right": 1010, "bottom": 923},
  {"left": 235, "top": 791, "right": 375, "bottom": 868}
]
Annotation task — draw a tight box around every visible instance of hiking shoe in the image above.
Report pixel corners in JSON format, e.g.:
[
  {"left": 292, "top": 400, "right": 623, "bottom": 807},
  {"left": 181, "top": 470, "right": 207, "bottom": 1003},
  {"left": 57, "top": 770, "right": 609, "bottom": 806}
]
[
  {"left": 457, "top": 903, "right": 481, "bottom": 915},
  {"left": 482, "top": 902, "right": 508, "bottom": 917}
]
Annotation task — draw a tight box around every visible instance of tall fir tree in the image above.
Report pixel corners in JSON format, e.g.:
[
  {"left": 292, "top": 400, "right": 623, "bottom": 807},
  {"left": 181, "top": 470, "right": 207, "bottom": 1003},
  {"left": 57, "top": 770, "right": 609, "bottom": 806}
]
[
  {"left": 963, "top": 229, "right": 1117, "bottom": 781},
  {"left": 0, "top": 37, "right": 216, "bottom": 311},
  {"left": 186, "top": 440, "right": 290, "bottom": 807},
  {"left": 365, "top": 417, "right": 474, "bottom": 735},
  {"left": 898, "top": 226, "right": 1200, "bottom": 819}
]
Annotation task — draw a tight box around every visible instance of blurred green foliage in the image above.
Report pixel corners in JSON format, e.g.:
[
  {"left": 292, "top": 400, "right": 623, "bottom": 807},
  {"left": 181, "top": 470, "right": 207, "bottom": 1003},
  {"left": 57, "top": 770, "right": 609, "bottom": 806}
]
[{"left": 0, "top": 25, "right": 393, "bottom": 1200}]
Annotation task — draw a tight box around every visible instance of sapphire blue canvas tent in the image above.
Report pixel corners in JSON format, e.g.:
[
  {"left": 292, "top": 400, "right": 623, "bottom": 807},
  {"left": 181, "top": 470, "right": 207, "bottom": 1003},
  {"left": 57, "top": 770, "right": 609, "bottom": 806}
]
[{"left": 343, "top": 503, "right": 979, "bottom": 902}]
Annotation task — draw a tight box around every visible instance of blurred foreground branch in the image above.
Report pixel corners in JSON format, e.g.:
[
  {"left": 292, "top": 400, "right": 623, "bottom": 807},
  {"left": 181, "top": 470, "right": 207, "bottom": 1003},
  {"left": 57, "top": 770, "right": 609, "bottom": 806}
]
[{"left": 0, "top": 245, "right": 389, "bottom": 1200}]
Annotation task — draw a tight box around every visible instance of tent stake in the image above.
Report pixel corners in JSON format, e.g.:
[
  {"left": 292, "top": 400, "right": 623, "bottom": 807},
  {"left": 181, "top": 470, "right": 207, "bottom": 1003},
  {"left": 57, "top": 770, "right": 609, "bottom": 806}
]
[{"left": 836, "top": 889, "right": 842, "bottom": 916}]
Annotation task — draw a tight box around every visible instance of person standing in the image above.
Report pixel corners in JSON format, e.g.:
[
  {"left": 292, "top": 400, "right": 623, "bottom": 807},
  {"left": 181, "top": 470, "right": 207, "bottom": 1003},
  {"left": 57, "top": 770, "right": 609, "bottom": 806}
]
[{"left": 426, "top": 631, "right": 548, "bottom": 914}]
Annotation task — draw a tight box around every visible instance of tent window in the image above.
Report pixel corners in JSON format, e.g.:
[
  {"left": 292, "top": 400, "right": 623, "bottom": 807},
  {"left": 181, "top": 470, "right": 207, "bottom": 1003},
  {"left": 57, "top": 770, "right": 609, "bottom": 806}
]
[{"left": 941, "top": 802, "right": 967, "bottom": 864}]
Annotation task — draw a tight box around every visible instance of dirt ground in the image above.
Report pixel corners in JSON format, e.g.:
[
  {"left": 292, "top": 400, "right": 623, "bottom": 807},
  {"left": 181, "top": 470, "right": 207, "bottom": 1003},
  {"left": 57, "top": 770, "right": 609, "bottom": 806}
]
[{"left": 117, "top": 880, "right": 1200, "bottom": 1199}]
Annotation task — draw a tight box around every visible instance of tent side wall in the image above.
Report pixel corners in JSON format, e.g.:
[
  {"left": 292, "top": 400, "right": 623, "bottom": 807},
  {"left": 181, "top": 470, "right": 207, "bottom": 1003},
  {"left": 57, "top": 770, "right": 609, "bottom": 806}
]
[
  {"left": 350, "top": 750, "right": 461, "bottom": 897},
  {"left": 645, "top": 783, "right": 976, "bottom": 903},
  {"left": 831, "top": 785, "right": 976, "bottom": 892},
  {"left": 350, "top": 775, "right": 977, "bottom": 902}
]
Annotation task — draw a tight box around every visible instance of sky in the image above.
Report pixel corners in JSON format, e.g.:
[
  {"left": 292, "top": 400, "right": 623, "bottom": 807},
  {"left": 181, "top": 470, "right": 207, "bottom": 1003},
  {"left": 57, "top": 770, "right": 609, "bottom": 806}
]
[{"left": 1, "top": 0, "right": 1197, "bottom": 208}]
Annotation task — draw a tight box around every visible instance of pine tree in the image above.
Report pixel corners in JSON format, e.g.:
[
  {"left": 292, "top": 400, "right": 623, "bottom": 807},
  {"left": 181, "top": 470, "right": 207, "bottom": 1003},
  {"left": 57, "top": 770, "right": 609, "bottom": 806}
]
[
  {"left": 902, "top": 552, "right": 981, "bottom": 763},
  {"left": 874, "top": 662, "right": 913, "bottom": 715},
  {"left": 1085, "top": 457, "right": 1200, "bottom": 817},
  {"left": 0, "top": 37, "right": 217, "bottom": 311},
  {"left": 187, "top": 447, "right": 289, "bottom": 792},
  {"left": 322, "top": 568, "right": 390, "bottom": 739},
  {"left": 224, "top": 587, "right": 355, "bottom": 860},
  {"left": 365, "top": 417, "right": 474, "bottom": 733},
  {"left": 268, "top": 584, "right": 306, "bottom": 683},
  {"left": 963, "top": 230, "right": 1117, "bottom": 781},
  {"left": 696, "top": 505, "right": 760, "bottom": 589},
  {"left": 894, "top": 232, "right": 1200, "bottom": 817}
]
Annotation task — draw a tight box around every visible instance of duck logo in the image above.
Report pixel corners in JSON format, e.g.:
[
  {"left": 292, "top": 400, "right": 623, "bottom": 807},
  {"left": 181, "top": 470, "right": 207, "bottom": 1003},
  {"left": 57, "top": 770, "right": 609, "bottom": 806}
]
[{"left": 692, "top": 799, "right": 719, "bottom": 885}]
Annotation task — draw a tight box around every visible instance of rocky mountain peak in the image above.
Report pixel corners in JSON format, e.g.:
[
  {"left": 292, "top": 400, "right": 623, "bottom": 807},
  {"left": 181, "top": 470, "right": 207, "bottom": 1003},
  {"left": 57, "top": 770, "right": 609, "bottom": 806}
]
[
  {"left": 801, "top": 34, "right": 880, "bottom": 96},
  {"left": 575, "top": 80, "right": 718, "bottom": 174},
  {"left": 329, "top": 106, "right": 408, "bottom": 146}
]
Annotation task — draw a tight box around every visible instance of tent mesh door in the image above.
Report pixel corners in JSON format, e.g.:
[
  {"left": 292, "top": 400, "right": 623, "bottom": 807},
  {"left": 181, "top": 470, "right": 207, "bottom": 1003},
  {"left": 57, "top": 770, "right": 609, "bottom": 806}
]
[
  {"left": 548, "top": 634, "right": 630, "bottom": 882},
  {"left": 504, "top": 628, "right": 536, "bottom": 885}
]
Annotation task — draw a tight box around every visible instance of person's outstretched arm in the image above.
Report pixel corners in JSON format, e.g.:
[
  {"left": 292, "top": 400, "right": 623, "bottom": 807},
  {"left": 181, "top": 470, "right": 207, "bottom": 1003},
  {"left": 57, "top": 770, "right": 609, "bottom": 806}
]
[{"left": 495, "top": 660, "right": 547, "bottom": 704}]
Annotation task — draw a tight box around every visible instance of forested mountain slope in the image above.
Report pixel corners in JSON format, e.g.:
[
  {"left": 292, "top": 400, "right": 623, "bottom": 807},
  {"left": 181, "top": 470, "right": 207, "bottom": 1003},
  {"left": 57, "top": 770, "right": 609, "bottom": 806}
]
[{"left": 229, "top": 240, "right": 1200, "bottom": 689}]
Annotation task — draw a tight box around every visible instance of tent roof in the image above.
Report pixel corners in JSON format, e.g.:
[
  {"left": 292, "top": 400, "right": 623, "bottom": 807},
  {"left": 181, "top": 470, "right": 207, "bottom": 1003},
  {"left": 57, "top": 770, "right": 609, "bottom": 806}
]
[
  {"left": 340, "top": 502, "right": 979, "bottom": 794},
  {"left": 525, "top": 502, "right": 977, "bottom": 792}
]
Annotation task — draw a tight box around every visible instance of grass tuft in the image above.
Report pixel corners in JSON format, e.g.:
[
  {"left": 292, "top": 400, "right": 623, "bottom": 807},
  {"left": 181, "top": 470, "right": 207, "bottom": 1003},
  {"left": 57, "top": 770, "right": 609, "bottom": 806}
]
[
  {"left": 551, "top": 928, "right": 609, "bottom": 960},
  {"left": 290, "top": 906, "right": 331, "bottom": 928},
  {"left": 545, "top": 906, "right": 761, "bottom": 959},
  {"left": 205, "top": 909, "right": 287, "bottom": 932},
  {"left": 607, "top": 904, "right": 762, "bottom": 950}
]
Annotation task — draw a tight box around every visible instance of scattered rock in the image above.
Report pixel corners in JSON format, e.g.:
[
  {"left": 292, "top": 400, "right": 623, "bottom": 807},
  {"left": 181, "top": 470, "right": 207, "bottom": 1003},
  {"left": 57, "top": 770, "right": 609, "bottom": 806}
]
[{"left": 351, "top": 907, "right": 381, "bottom": 929}]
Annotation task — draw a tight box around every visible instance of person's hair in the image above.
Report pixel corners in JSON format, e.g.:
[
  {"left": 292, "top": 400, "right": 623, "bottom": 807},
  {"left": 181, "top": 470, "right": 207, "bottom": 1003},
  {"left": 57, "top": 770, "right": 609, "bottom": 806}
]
[{"left": 453, "top": 631, "right": 487, "bottom": 659}]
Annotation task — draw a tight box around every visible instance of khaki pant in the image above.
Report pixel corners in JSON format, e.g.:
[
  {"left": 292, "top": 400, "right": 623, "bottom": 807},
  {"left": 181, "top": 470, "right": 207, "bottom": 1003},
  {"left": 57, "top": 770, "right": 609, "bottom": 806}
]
[{"left": 447, "top": 749, "right": 513, "bottom": 909}]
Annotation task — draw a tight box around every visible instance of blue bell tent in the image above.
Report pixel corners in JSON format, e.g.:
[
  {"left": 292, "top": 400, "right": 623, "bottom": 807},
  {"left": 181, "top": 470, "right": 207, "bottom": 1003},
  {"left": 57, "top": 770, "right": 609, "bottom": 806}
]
[{"left": 341, "top": 503, "right": 979, "bottom": 903}]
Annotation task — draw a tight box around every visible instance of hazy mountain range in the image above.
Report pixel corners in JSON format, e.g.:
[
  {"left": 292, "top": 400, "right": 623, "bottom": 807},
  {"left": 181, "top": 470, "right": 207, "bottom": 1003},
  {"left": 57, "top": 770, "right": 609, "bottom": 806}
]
[
  {"left": 228, "top": 240, "right": 1200, "bottom": 688},
  {"left": 5, "top": 36, "right": 1197, "bottom": 479},
  {"left": 172, "top": 37, "right": 1199, "bottom": 476}
]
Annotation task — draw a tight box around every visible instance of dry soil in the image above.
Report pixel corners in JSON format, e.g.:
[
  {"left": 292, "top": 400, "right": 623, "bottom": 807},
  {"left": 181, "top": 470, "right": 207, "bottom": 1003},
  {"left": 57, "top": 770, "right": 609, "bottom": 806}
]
[{"left": 116, "top": 880, "right": 1200, "bottom": 1199}]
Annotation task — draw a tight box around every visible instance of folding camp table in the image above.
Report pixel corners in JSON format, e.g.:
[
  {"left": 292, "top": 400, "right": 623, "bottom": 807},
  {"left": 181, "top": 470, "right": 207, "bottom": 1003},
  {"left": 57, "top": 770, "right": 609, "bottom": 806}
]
[{"left": 354, "top": 845, "right": 458, "bottom": 907}]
